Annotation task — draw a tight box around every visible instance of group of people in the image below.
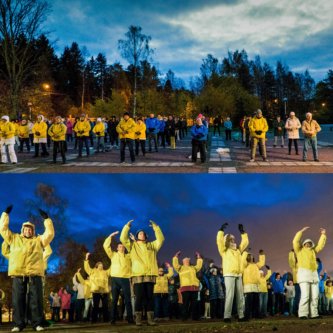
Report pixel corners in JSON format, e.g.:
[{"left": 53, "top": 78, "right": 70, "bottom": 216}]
[{"left": 0, "top": 204, "right": 330, "bottom": 332}]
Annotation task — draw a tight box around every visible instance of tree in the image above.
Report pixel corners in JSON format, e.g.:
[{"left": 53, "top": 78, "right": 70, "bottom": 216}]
[
  {"left": 118, "top": 25, "right": 153, "bottom": 117},
  {"left": 0, "top": 0, "right": 50, "bottom": 118}
]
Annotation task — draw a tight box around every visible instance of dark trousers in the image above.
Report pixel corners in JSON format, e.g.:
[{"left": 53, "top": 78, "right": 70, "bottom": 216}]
[
  {"left": 245, "top": 132, "right": 250, "bottom": 147},
  {"left": 92, "top": 293, "right": 108, "bottom": 323},
  {"left": 51, "top": 306, "right": 60, "bottom": 322},
  {"left": 75, "top": 299, "right": 85, "bottom": 321},
  {"left": 213, "top": 126, "right": 221, "bottom": 136},
  {"left": 245, "top": 292, "right": 259, "bottom": 319},
  {"left": 111, "top": 278, "right": 133, "bottom": 322},
  {"left": 12, "top": 276, "right": 44, "bottom": 330},
  {"left": 19, "top": 138, "right": 30, "bottom": 152},
  {"left": 169, "top": 302, "right": 178, "bottom": 319},
  {"left": 225, "top": 129, "right": 232, "bottom": 140},
  {"left": 109, "top": 133, "right": 119, "bottom": 146},
  {"left": 147, "top": 133, "right": 158, "bottom": 151},
  {"left": 96, "top": 136, "right": 105, "bottom": 152},
  {"left": 210, "top": 298, "right": 223, "bottom": 319},
  {"left": 158, "top": 132, "right": 165, "bottom": 147},
  {"left": 181, "top": 291, "right": 197, "bottom": 320},
  {"left": 133, "top": 282, "right": 154, "bottom": 312},
  {"left": 78, "top": 136, "right": 90, "bottom": 156},
  {"left": 274, "top": 292, "right": 284, "bottom": 314},
  {"left": 192, "top": 139, "right": 206, "bottom": 162},
  {"left": 288, "top": 139, "right": 298, "bottom": 154},
  {"left": 53, "top": 141, "right": 66, "bottom": 163},
  {"left": 135, "top": 139, "right": 146, "bottom": 156},
  {"left": 154, "top": 293, "right": 169, "bottom": 318},
  {"left": 34, "top": 143, "right": 48, "bottom": 157},
  {"left": 66, "top": 133, "right": 73, "bottom": 142},
  {"left": 120, "top": 139, "right": 135, "bottom": 162}
]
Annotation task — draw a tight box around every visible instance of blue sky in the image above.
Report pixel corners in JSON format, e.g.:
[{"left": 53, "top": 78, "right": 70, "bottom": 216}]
[
  {"left": 1, "top": 174, "right": 333, "bottom": 273},
  {"left": 44, "top": 0, "right": 333, "bottom": 84}
]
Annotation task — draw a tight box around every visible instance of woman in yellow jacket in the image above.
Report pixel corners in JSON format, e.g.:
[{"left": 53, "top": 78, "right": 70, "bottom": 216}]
[
  {"left": 116, "top": 112, "right": 136, "bottom": 163},
  {"left": 293, "top": 226, "right": 326, "bottom": 319},
  {"left": 84, "top": 252, "right": 110, "bottom": 323},
  {"left": 325, "top": 280, "right": 333, "bottom": 313},
  {"left": 153, "top": 262, "right": 174, "bottom": 320},
  {"left": 258, "top": 265, "right": 272, "bottom": 317},
  {"left": 0, "top": 115, "right": 17, "bottom": 164},
  {"left": 73, "top": 114, "right": 91, "bottom": 157},
  {"left": 172, "top": 251, "right": 203, "bottom": 321},
  {"left": 135, "top": 117, "right": 146, "bottom": 157},
  {"left": 120, "top": 219, "right": 164, "bottom": 326},
  {"left": 216, "top": 223, "right": 248, "bottom": 322},
  {"left": 17, "top": 119, "right": 30, "bottom": 152},
  {"left": 48, "top": 116, "right": 67, "bottom": 164},
  {"left": 92, "top": 118, "right": 105, "bottom": 153},
  {"left": 75, "top": 268, "right": 92, "bottom": 321},
  {"left": 249, "top": 109, "right": 268, "bottom": 162},
  {"left": 32, "top": 115, "right": 49, "bottom": 157},
  {"left": 242, "top": 250, "right": 265, "bottom": 319}
]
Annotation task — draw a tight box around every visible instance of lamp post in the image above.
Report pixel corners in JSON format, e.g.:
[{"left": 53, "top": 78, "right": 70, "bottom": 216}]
[
  {"left": 283, "top": 97, "right": 288, "bottom": 118},
  {"left": 27, "top": 102, "right": 33, "bottom": 120}
]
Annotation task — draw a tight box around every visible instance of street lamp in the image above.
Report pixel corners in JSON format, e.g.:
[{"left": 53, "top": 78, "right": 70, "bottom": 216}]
[
  {"left": 283, "top": 97, "right": 288, "bottom": 117},
  {"left": 27, "top": 102, "right": 33, "bottom": 120},
  {"left": 42, "top": 83, "right": 50, "bottom": 91}
]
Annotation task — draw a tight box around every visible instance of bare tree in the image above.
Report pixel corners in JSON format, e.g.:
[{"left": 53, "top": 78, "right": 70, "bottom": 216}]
[
  {"left": 0, "top": 0, "right": 50, "bottom": 118},
  {"left": 118, "top": 25, "right": 153, "bottom": 117}
]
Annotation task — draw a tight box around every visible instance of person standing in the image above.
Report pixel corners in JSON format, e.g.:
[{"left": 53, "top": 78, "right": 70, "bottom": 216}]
[
  {"left": 65, "top": 118, "right": 74, "bottom": 143},
  {"left": 103, "top": 231, "right": 134, "bottom": 325},
  {"left": 272, "top": 116, "right": 285, "bottom": 148},
  {"left": 145, "top": 113, "right": 159, "bottom": 152},
  {"left": 190, "top": 118, "right": 208, "bottom": 163},
  {"left": 107, "top": 116, "right": 119, "bottom": 148},
  {"left": 135, "top": 118, "right": 146, "bottom": 157},
  {"left": 17, "top": 120, "right": 30, "bottom": 153},
  {"left": 213, "top": 116, "right": 221, "bottom": 136},
  {"left": 285, "top": 112, "right": 301, "bottom": 155},
  {"left": 249, "top": 109, "right": 269, "bottom": 162},
  {"left": 301, "top": 112, "right": 321, "bottom": 162},
  {"left": 0, "top": 115, "right": 18, "bottom": 164},
  {"left": 165, "top": 116, "right": 176, "bottom": 149},
  {"left": 0, "top": 205, "right": 54, "bottom": 332},
  {"left": 32, "top": 115, "right": 49, "bottom": 158},
  {"left": 216, "top": 223, "right": 248, "bottom": 322},
  {"left": 92, "top": 118, "right": 105, "bottom": 153},
  {"left": 116, "top": 112, "right": 136, "bottom": 164},
  {"left": 48, "top": 116, "right": 67, "bottom": 164},
  {"left": 293, "top": 226, "right": 326, "bottom": 319},
  {"left": 120, "top": 219, "right": 164, "bottom": 326},
  {"left": 224, "top": 117, "right": 232, "bottom": 141},
  {"left": 73, "top": 114, "right": 91, "bottom": 158}
]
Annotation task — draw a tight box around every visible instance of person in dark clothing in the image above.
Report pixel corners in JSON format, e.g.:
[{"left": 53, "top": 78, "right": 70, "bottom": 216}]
[{"left": 108, "top": 116, "right": 119, "bottom": 148}]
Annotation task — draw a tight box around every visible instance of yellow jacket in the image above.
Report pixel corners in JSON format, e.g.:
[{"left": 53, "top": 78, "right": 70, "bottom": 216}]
[
  {"left": 217, "top": 231, "right": 249, "bottom": 276},
  {"left": 259, "top": 269, "right": 272, "bottom": 292},
  {"left": 242, "top": 253, "right": 265, "bottom": 292},
  {"left": 154, "top": 267, "right": 174, "bottom": 293},
  {"left": 116, "top": 118, "right": 137, "bottom": 139},
  {"left": 302, "top": 119, "right": 321, "bottom": 138},
  {"left": 43, "top": 244, "right": 52, "bottom": 271},
  {"left": 103, "top": 235, "right": 131, "bottom": 278},
  {"left": 1, "top": 241, "right": 10, "bottom": 259},
  {"left": 135, "top": 122, "right": 147, "bottom": 140},
  {"left": 249, "top": 116, "right": 268, "bottom": 139},
  {"left": 84, "top": 260, "right": 110, "bottom": 293},
  {"left": 288, "top": 250, "right": 298, "bottom": 283},
  {"left": 325, "top": 285, "right": 333, "bottom": 299},
  {"left": 48, "top": 123, "right": 67, "bottom": 141},
  {"left": 76, "top": 271, "right": 92, "bottom": 298},
  {"left": 0, "top": 212, "right": 54, "bottom": 277},
  {"left": 293, "top": 231, "right": 326, "bottom": 272},
  {"left": 74, "top": 120, "right": 91, "bottom": 137},
  {"left": 172, "top": 257, "right": 203, "bottom": 288},
  {"left": 93, "top": 122, "right": 105, "bottom": 137},
  {"left": 0, "top": 122, "right": 16, "bottom": 139},
  {"left": 32, "top": 121, "right": 48, "bottom": 139},
  {"left": 17, "top": 124, "right": 30, "bottom": 139},
  {"left": 120, "top": 223, "right": 164, "bottom": 277},
  {"left": 0, "top": 289, "right": 5, "bottom": 301}
]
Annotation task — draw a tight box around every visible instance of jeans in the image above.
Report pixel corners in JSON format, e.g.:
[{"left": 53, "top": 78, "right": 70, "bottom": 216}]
[
  {"left": 92, "top": 293, "right": 108, "bottom": 322},
  {"left": 53, "top": 141, "right": 66, "bottom": 163},
  {"left": 111, "top": 277, "right": 133, "bottom": 322},
  {"left": 154, "top": 293, "right": 169, "bottom": 318},
  {"left": 259, "top": 292, "right": 268, "bottom": 316},
  {"left": 147, "top": 132, "right": 158, "bottom": 151},
  {"left": 181, "top": 291, "right": 197, "bottom": 320},
  {"left": 303, "top": 136, "right": 318, "bottom": 160},
  {"left": 77, "top": 136, "right": 90, "bottom": 157},
  {"left": 135, "top": 139, "right": 146, "bottom": 156}
]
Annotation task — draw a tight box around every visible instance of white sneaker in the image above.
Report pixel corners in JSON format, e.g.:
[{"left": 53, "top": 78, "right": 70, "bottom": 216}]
[
  {"left": 35, "top": 326, "right": 45, "bottom": 332},
  {"left": 11, "top": 328, "right": 21, "bottom": 332}
]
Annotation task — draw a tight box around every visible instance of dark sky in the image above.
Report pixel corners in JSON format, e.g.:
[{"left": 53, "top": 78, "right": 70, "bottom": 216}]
[
  {"left": 44, "top": 0, "right": 333, "bottom": 83},
  {"left": 1, "top": 174, "right": 333, "bottom": 274}
]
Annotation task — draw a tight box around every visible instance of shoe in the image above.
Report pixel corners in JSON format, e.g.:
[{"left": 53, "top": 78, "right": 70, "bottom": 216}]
[
  {"left": 315, "top": 159, "right": 320, "bottom": 162},
  {"left": 238, "top": 317, "right": 248, "bottom": 322},
  {"left": 249, "top": 159, "right": 255, "bottom": 162},
  {"left": 311, "top": 316, "right": 322, "bottom": 319},
  {"left": 273, "top": 145, "right": 276, "bottom": 148},
  {"left": 281, "top": 145, "right": 284, "bottom": 148},
  {"left": 223, "top": 318, "right": 231, "bottom": 323},
  {"left": 300, "top": 316, "right": 308, "bottom": 320},
  {"left": 11, "top": 328, "right": 22, "bottom": 332},
  {"left": 12, "top": 162, "right": 17, "bottom": 164},
  {"left": 110, "top": 320, "right": 116, "bottom": 325},
  {"left": 263, "top": 158, "right": 268, "bottom": 162},
  {"left": 35, "top": 327, "right": 44, "bottom": 332},
  {"left": 288, "top": 152, "right": 291, "bottom": 155},
  {"left": 296, "top": 152, "right": 299, "bottom": 155},
  {"left": 302, "top": 159, "right": 307, "bottom": 162}
]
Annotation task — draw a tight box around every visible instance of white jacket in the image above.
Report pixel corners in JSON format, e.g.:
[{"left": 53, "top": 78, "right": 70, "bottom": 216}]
[{"left": 285, "top": 117, "right": 301, "bottom": 139}]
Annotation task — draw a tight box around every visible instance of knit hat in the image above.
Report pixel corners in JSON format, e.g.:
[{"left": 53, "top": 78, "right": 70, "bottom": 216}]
[
  {"left": 97, "top": 117, "right": 102, "bottom": 122},
  {"left": 21, "top": 222, "right": 35, "bottom": 236},
  {"left": 302, "top": 239, "right": 314, "bottom": 248},
  {"left": 1, "top": 115, "right": 9, "bottom": 122}
]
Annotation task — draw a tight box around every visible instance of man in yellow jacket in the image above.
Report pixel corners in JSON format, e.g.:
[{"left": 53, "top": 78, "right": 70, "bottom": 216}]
[
  {"left": 103, "top": 231, "right": 134, "bottom": 324},
  {"left": 120, "top": 219, "right": 164, "bottom": 326},
  {"left": 73, "top": 114, "right": 91, "bottom": 158},
  {"left": 0, "top": 205, "right": 54, "bottom": 332},
  {"left": 32, "top": 115, "right": 49, "bottom": 158},
  {"left": 0, "top": 115, "right": 18, "bottom": 164},
  {"left": 249, "top": 109, "right": 269, "bottom": 162},
  {"left": 217, "top": 222, "right": 248, "bottom": 322},
  {"left": 135, "top": 117, "right": 146, "bottom": 157},
  {"left": 301, "top": 112, "right": 321, "bottom": 162},
  {"left": 92, "top": 118, "right": 106, "bottom": 153},
  {"left": 17, "top": 119, "right": 31, "bottom": 153},
  {"left": 293, "top": 226, "right": 326, "bottom": 319},
  {"left": 48, "top": 116, "right": 67, "bottom": 164},
  {"left": 116, "top": 112, "right": 136, "bottom": 164}
]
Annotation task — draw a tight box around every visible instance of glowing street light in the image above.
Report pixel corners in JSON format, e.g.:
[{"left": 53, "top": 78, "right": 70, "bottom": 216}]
[{"left": 42, "top": 83, "right": 50, "bottom": 91}]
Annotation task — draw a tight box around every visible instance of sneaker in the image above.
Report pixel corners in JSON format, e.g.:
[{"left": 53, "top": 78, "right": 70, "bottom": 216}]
[
  {"left": 302, "top": 159, "right": 307, "bottom": 162},
  {"left": 35, "top": 326, "right": 45, "bottom": 331},
  {"left": 11, "top": 328, "right": 22, "bottom": 332},
  {"left": 300, "top": 316, "right": 308, "bottom": 320},
  {"left": 238, "top": 317, "right": 248, "bottom": 322},
  {"left": 263, "top": 158, "right": 268, "bottom": 162},
  {"left": 249, "top": 159, "right": 255, "bottom": 162},
  {"left": 223, "top": 318, "right": 231, "bottom": 323}
]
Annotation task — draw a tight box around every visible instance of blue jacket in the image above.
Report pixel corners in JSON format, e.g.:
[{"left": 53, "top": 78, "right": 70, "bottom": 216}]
[
  {"left": 270, "top": 272, "right": 287, "bottom": 293},
  {"left": 159, "top": 120, "right": 166, "bottom": 133},
  {"left": 224, "top": 120, "right": 232, "bottom": 130},
  {"left": 191, "top": 124, "right": 208, "bottom": 141},
  {"left": 145, "top": 118, "right": 160, "bottom": 134}
]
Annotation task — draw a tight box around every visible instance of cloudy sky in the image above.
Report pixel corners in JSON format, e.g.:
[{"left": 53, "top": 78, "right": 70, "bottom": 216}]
[
  {"left": 1, "top": 174, "right": 333, "bottom": 274},
  {"left": 44, "top": 0, "right": 333, "bottom": 84}
]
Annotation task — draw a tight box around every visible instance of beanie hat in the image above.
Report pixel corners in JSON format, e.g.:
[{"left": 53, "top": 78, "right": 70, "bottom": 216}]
[
  {"left": 135, "top": 229, "right": 148, "bottom": 240},
  {"left": 97, "top": 117, "right": 102, "bottom": 122},
  {"left": 21, "top": 221, "right": 35, "bottom": 236},
  {"left": 1, "top": 115, "right": 9, "bottom": 122},
  {"left": 302, "top": 239, "right": 314, "bottom": 248}
]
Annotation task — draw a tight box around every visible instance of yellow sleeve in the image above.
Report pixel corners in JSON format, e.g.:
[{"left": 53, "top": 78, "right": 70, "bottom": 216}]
[
  {"left": 256, "top": 254, "right": 265, "bottom": 269},
  {"left": 151, "top": 225, "right": 165, "bottom": 252},
  {"left": 194, "top": 258, "right": 203, "bottom": 272},
  {"left": 127, "top": 119, "right": 137, "bottom": 133},
  {"left": 1, "top": 241, "right": 10, "bottom": 259},
  {"left": 166, "top": 267, "right": 174, "bottom": 279},
  {"left": 216, "top": 230, "right": 226, "bottom": 256},
  {"left": 76, "top": 271, "right": 85, "bottom": 284},
  {"left": 288, "top": 251, "right": 297, "bottom": 270},
  {"left": 0, "top": 212, "right": 13, "bottom": 244},
  {"left": 103, "top": 236, "right": 114, "bottom": 259},
  {"left": 265, "top": 269, "right": 272, "bottom": 281},
  {"left": 315, "top": 234, "right": 326, "bottom": 253},
  {"left": 116, "top": 121, "right": 123, "bottom": 134},
  {"left": 172, "top": 256, "right": 181, "bottom": 272},
  {"left": 241, "top": 251, "right": 249, "bottom": 268},
  {"left": 84, "top": 260, "right": 93, "bottom": 276},
  {"left": 40, "top": 218, "right": 55, "bottom": 247},
  {"left": 293, "top": 231, "right": 303, "bottom": 253},
  {"left": 43, "top": 244, "right": 53, "bottom": 269},
  {"left": 239, "top": 233, "right": 249, "bottom": 253},
  {"left": 120, "top": 224, "right": 131, "bottom": 252}
]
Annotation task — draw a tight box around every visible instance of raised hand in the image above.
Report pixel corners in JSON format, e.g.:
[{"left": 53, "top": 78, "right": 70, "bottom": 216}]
[
  {"left": 320, "top": 228, "right": 326, "bottom": 235},
  {"left": 174, "top": 251, "right": 181, "bottom": 258},
  {"left": 110, "top": 231, "right": 119, "bottom": 237},
  {"left": 195, "top": 251, "right": 201, "bottom": 259},
  {"left": 300, "top": 226, "right": 310, "bottom": 233},
  {"left": 220, "top": 222, "right": 228, "bottom": 231},
  {"left": 149, "top": 220, "right": 157, "bottom": 228},
  {"left": 77, "top": 268, "right": 81, "bottom": 273},
  {"left": 165, "top": 262, "right": 171, "bottom": 268},
  {"left": 85, "top": 252, "right": 90, "bottom": 261},
  {"left": 39, "top": 209, "right": 48, "bottom": 219},
  {"left": 129, "top": 233, "right": 135, "bottom": 241},
  {"left": 238, "top": 224, "right": 245, "bottom": 234},
  {"left": 5, "top": 205, "right": 13, "bottom": 214}
]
